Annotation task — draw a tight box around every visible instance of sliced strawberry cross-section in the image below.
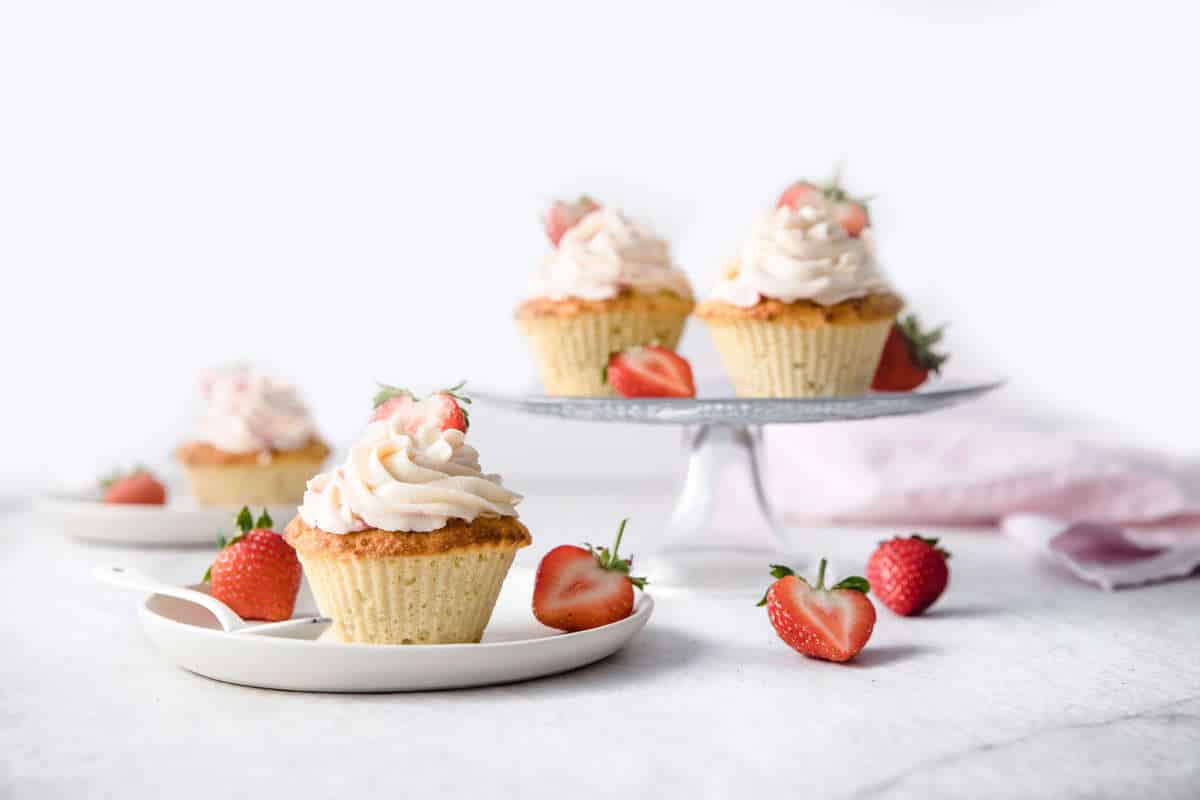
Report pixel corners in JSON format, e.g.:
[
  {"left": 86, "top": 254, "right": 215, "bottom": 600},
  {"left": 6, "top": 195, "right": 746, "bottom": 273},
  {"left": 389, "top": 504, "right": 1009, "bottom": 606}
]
[
  {"left": 604, "top": 345, "right": 696, "bottom": 398},
  {"left": 758, "top": 559, "right": 876, "bottom": 663},
  {"left": 371, "top": 381, "right": 471, "bottom": 433},
  {"left": 533, "top": 518, "right": 647, "bottom": 632},
  {"left": 544, "top": 196, "right": 600, "bottom": 247}
]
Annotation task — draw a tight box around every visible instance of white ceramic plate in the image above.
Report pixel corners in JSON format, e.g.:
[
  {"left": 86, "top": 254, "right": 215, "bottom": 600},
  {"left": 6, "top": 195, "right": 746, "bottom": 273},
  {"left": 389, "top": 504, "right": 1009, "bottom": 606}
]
[
  {"left": 36, "top": 490, "right": 298, "bottom": 546},
  {"left": 137, "top": 568, "right": 653, "bottom": 692}
]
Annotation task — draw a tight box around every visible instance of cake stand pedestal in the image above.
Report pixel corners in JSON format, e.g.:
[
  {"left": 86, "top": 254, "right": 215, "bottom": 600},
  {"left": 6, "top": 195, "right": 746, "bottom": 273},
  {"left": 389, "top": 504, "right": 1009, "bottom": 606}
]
[{"left": 478, "top": 379, "right": 1002, "bottom": 591}]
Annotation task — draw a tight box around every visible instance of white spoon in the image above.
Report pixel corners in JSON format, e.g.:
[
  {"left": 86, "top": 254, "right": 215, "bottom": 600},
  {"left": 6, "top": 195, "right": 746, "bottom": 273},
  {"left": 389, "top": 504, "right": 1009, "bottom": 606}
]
[{"left": 94, "top": 566, "right": 328, "bottom": 635}]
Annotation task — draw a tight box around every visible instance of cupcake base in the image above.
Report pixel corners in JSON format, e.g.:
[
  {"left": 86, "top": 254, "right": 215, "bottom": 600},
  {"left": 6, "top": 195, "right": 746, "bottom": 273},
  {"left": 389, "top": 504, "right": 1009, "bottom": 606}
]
[
  {"left": 176, "top": 438, "right": 329, "bottom": 507},
  {"left": 285, "top": 516, "right": 533, "bottom": 645},
  {"left": 696, "top": 293, "right": 901, "bottom": 398},
  {"left": 181, "top": 460, "right": 324, "bottom": 506},
  {"left": 515, "top": 289, "right": 694, "bottom": 396}
]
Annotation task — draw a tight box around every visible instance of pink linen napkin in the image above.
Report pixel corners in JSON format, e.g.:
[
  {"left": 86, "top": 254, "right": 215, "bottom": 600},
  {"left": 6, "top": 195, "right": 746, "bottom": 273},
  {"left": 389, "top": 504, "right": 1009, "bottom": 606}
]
[{"left": 765, "top": 403, "right": 1200, "bottom": 589}]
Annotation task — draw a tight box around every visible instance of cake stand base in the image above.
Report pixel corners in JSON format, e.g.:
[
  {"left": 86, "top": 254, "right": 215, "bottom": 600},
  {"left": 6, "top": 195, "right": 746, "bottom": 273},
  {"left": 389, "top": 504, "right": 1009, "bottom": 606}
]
[
  {"left": 477, "top": 379, "right": 1003, "bottom": 592},
  {"left": 640, "top": 424, "right": 800, "bottom": 592}
]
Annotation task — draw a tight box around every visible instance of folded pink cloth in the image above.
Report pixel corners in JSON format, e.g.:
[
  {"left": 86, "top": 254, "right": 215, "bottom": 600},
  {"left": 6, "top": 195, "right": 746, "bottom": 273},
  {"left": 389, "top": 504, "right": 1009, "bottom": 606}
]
[{"left": 766, "top": 402, "right": 1200, "bottom": 589}]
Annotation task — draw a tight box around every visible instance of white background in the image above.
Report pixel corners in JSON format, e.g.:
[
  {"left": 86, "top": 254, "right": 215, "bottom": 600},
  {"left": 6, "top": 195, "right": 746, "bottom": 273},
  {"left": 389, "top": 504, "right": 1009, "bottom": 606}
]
[{"left": 2, "top": 0, "right": 1197, "bottom": 495}]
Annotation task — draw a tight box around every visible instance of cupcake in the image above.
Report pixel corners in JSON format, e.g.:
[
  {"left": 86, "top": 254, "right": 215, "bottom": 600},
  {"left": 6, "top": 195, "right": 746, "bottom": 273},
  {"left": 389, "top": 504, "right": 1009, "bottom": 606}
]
[
  {"left": 175, "top": 365, "right": 329, "bottom": 506},
  {"left": 695, "top": 177, "right": 903, "bottom": 397},
  {"left": 515, "top": 198, "right": 695, "bottom": 396},
  {"left": 285, "top": 388, "right": 530, "bottom": 645}
]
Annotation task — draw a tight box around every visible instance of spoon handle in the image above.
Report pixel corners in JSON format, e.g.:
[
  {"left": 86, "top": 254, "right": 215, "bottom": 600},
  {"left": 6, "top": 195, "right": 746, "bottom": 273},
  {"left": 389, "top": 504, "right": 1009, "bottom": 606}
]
[{"left": 92, "top": 565, "right": 244, "bottom": 632}]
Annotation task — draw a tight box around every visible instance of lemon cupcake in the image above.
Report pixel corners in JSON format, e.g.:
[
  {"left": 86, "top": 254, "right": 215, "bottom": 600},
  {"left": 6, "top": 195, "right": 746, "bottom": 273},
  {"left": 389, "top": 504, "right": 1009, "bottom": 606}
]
[
  {"left": 696, "top": 181, "right": 902, "bottom": 397},
  {"left": 285, "top": 390, "right": 530, "bottom": 645},
  {"left": 176, "top": 365, "right": 329, "bottom": 506},
  {"left": 515, "top": 199, "right": 694, "bottom": 396}
]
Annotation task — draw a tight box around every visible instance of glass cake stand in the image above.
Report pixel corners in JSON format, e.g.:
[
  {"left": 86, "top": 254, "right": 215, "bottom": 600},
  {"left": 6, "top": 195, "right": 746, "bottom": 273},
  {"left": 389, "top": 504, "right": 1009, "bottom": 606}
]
[{"left": 477, "top": 378, "right": 1003, "bottom": 590}]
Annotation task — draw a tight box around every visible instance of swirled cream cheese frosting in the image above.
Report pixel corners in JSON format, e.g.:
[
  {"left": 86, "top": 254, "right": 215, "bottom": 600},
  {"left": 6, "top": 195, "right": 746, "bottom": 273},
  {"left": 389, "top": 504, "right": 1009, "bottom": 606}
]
[
  {"left": 529, "top": 207, "right": 693, "bottom": 302},
  {"left": 195, "top": 365, "right": 317, "bottom": 454},
  {"left": 709, "top": 202, "right": 890, "bottom": 308},
  {"left": 298, "top": 416, "right": 521, "bottom": 534}
]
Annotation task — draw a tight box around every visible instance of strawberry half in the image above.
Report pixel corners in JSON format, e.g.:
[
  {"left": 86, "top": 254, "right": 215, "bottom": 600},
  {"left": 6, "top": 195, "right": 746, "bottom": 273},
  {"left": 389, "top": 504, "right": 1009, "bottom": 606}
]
[
  {"left": 776, "top": 168, "right": 871, "bottom": 237},
  {"left": 871, "top": 314, "right": 949, "bottom": 392},
  {"left": 866, "top": 534, "right": 950, "bottom": 616},
  {"left": 544, "top": 196, "right": 600, "bottom": 247},
  {"left": 203, "top": 507, "right": 302, "bottom": 622},
  {"left": 100, "top": 467, "right": 166, "bottom": 505},
  {"left": 777, "top": 180, "right": 823, "bottom": 211},
  {"left": 371, "top": 382, "right": 471, "bottom": 433},
  {"left": 758, "top": 559, "right": 876, "bottom": 663},
  {"left": 533, "top": 519, "right": 647, "bottom": 632},
  {"left": 604, "top": 345, "right": 696, "bottom": 398}
]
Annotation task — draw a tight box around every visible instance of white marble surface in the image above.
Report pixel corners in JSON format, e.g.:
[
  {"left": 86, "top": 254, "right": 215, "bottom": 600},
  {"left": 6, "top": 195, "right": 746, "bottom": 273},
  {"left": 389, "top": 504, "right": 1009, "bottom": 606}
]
[{"left": 3, "top": 484, "right": 1199, "bottom": 799}]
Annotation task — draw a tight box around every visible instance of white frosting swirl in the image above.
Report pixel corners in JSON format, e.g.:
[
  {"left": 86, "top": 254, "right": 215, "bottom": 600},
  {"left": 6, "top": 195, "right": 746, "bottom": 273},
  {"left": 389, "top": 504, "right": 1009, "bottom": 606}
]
[
  {"left": 708, "top": 203, "right": 890, "bottom": 307},
  {"left": 528, "top": 207, "right": 693, "bottom": 302},
  {"left": 195, "top": 365, "right": 317, "bottom": 454},
  {"left": 297, "top": 416, "right": 521, "bottom": 534}
]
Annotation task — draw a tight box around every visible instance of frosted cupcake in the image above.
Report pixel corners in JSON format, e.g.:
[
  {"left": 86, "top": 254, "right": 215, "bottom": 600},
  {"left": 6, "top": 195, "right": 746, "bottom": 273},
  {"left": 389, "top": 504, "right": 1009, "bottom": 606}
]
[
  {"left": 284, "top": 389, "right": 530, "bottom": 645},
  {"left": 175, "top": 366, "right": 329, "bottom": 506},
  {"left": 515, "top": 198, "right": 695, "bottom": 396},
  {"left": 695, "top": 179, "right": 902, "bottom": 397}
]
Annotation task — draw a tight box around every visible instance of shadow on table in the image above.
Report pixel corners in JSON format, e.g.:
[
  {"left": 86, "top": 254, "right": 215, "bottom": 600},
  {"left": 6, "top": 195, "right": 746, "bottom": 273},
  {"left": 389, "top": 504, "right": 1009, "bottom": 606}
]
[
  {"left": 845, "top": 643, "right": 932, "bottom": 668},
  {"left": 407, "top": 625, "right": 706, "bottom": 700}
]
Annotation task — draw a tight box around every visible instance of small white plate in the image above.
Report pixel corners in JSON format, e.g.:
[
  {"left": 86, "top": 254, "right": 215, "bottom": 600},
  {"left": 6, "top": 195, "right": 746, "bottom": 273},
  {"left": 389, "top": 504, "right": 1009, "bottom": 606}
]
[
  {"left": 36, "top": 490, "right": 298, "bottom": 546},
  {"left": 137, "top": 568, "right": 653, "bottom": 692}
]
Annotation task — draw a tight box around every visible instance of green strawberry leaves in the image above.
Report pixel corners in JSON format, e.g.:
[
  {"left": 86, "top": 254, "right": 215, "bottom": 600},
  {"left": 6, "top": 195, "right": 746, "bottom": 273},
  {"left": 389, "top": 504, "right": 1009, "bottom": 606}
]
[
  {"left": 896, "top": 315, "right": 949, "bottom": 373},
  {"left": 202, "top": 506, "right": 275, "bottom": 583},
  {"left": 831, "top": 576, "right": 871, "bottom": 592},
  {"left": 372, "top": 381, "right": 472, "bottom": 430},
  {"left": 98, "top": 464, "right": 151, "bottom": 490},
  {"left": 372, "top": 383, "right": 415, "bottom": 409},
  {"left": 757, "top": 558, "right": 870, "bottom": 606},
  {"left": 586, "top": 518, "right": 647, "bottom": 590}
]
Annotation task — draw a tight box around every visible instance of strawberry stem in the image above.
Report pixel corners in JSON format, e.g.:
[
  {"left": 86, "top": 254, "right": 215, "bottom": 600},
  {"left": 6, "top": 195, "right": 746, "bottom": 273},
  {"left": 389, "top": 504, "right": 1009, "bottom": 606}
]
[
  {"left": 815, "top": 558, "right": 828, "bottom": 591},
  {"left": 611, "top": 518, "right": 628, "bottom": 563}
]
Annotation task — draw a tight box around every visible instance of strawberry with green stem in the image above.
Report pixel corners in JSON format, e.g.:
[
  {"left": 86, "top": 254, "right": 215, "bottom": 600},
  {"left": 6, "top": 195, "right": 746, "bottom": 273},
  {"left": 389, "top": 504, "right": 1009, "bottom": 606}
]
[
  {"left": 100, "top": 466, "right": 166, "bottom": 505},
  {"left": 203, "top": 506, "right": 301, "bottom": 622},
  {"left": 758, "top": 558, "right": 876, "bottom": 662},
  {"left": 371, "top": 381, "right": 471, "bottom": 433},
  {"left": 871, "top": 314, "right": 949, "bottom": 392},
  {"left": 533, "top": 518, "right": 648, "bottom": 632},
  {"left": 866, "top": 534, "right": 951, "bottom": 616},
  {"left": 777, "top": 165, "right": 872, "bottom": 237}
]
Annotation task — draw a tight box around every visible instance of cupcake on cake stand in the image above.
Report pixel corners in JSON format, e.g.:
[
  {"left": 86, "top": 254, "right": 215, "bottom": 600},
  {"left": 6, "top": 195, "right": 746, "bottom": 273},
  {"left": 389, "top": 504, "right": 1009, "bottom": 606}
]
[{"left": 501, "top": 177, "right": 1000, "bottom": 590}]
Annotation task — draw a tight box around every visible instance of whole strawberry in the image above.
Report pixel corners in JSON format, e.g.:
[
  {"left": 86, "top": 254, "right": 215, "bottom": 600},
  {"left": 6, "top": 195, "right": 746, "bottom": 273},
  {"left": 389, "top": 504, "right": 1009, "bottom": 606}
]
[
  {"left": 866, "top": 534, "right": 950, "bottom": 616},
  {"left": 203, "top": 507, "right": 301, "bottom": 622},
  {"left": 101, "top": 467, "right": 166, "bottom": 505},
  {"left": 871, "top": 315, "right": 949, "bottom": 392},
  {"left": 758, "top": 559, "right": 876, "bottom": 663}
]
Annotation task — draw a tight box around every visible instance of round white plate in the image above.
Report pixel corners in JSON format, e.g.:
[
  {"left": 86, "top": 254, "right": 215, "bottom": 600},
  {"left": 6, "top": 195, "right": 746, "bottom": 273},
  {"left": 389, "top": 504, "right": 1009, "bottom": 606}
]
[
  {"left": 137, "top": 568, "right": 653, "bottom": 692},
  {"left": 36, "top": 490, "right": 298, "bottom": 546}
]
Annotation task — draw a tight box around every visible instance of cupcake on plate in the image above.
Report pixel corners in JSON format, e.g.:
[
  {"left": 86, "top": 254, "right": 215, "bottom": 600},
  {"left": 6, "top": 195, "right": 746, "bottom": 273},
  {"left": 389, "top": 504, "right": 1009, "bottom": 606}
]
[
  {"left": 285, "top": 386, "right": 530, "bottom": 645},
  {"left": 695, "top": 176, "right": 903, "bottom": 397},
  {"left": 515, "top": 198, "right": 695, "bottom": 396},
  {"left": 175, "top": 365, "right": 329, "bottom": 506}
]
